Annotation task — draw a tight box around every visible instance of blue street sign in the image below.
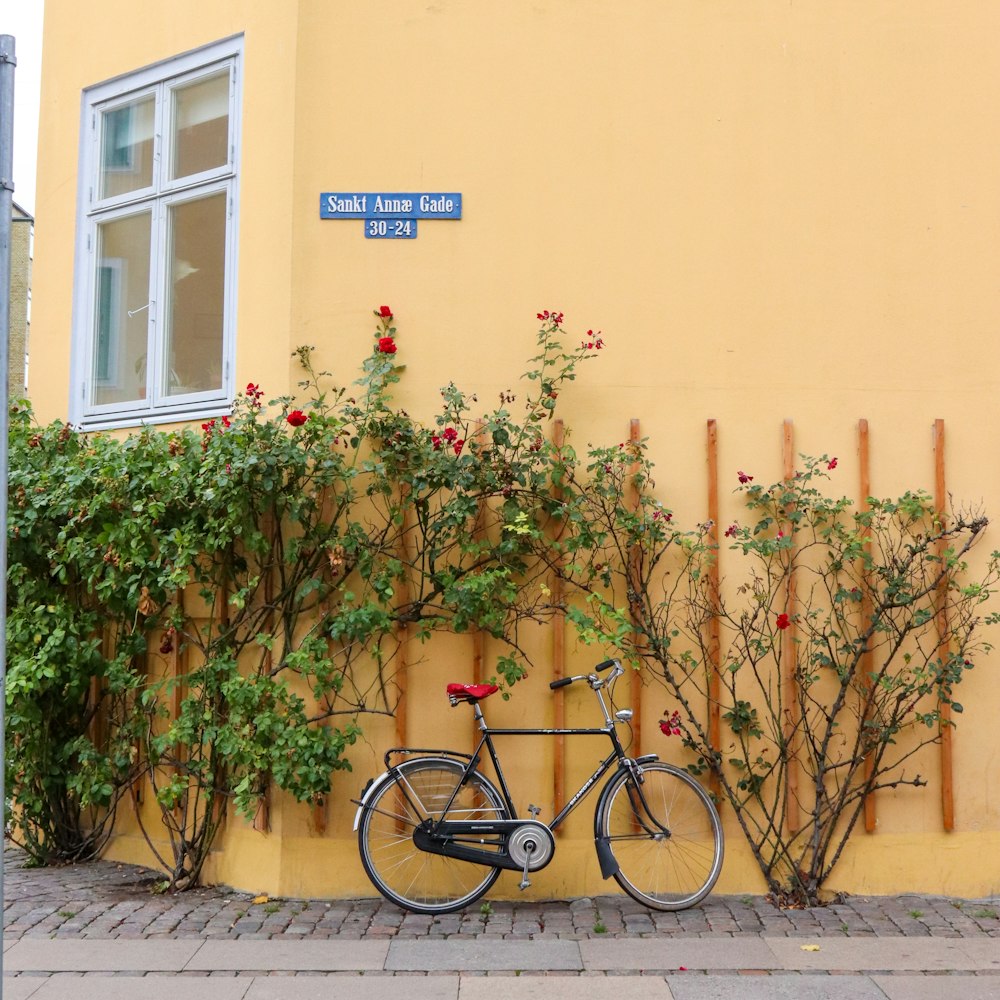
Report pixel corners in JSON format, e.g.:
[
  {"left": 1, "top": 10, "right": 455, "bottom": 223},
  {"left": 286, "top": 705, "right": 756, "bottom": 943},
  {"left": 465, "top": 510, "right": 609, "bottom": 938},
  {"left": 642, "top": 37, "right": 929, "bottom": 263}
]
[{"left": 321, "top": 192, "right": 462, "bottom": 220}]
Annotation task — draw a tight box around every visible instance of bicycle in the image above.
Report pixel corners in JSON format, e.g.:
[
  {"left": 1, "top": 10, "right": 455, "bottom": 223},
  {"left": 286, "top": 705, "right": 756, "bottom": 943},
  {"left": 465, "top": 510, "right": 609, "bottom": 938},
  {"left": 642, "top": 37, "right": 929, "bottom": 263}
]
[{"left": 353, "top": 658, "right": 724, "bottom": 914}]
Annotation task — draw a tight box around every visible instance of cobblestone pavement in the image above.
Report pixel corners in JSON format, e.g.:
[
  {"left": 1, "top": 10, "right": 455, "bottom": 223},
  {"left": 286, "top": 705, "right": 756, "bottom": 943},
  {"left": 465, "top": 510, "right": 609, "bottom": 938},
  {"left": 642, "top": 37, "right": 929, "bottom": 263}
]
[{"left": 5, "top": 846, "right": 1000, "bottom": 942}]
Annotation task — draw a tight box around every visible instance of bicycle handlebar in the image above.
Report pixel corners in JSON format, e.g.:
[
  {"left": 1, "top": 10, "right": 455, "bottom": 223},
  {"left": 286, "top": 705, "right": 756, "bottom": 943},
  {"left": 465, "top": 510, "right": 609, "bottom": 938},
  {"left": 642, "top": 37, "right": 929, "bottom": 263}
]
[{"left": 549, "top": 659, "right": 621, "bottom": 691}]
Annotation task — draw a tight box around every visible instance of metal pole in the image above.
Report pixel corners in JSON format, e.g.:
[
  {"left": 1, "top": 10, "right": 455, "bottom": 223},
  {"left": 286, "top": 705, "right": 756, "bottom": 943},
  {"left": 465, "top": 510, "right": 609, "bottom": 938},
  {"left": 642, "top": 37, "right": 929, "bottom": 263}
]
[{"left": 0, "top": 33, "right": 16, "bottom": 992}]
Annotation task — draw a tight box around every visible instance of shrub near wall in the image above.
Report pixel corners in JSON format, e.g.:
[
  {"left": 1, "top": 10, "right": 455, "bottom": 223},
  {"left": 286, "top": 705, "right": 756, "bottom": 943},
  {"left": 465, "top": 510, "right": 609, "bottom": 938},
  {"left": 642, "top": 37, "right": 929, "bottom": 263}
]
[
  {"left": 536, "top": 441, "right": 1000, "bottom": 905},
  {"left": 6, "top": 309, "right": 599, "bottom": 886}
]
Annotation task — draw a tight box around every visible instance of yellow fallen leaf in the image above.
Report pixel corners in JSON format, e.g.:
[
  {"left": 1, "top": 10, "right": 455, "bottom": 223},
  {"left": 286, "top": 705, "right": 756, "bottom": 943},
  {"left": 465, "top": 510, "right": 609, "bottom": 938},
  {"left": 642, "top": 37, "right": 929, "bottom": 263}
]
[
  {"left": 252, "top": 895, "right": 269, "bottom": 905},
  {"left": 800, "top": 944, "right": 821, "bottom": 952}
]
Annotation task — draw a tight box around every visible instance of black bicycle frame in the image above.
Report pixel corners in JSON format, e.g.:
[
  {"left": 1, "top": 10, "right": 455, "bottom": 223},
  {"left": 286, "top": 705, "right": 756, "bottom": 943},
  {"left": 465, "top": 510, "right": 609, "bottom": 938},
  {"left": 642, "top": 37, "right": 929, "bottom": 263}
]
[
  {"left": 421, "top": 701, "right": 631, "bottom": 832},
  {"left": 375, "top": 672, "right": 673, "bottom": 878}
]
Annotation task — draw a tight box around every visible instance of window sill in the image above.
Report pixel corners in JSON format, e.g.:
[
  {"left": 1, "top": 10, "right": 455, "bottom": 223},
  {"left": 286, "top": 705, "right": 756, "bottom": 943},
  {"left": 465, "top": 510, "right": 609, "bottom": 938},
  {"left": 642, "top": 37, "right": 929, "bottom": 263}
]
[{"left": 77, "top": 402, "right": 232, "bottom": 432}]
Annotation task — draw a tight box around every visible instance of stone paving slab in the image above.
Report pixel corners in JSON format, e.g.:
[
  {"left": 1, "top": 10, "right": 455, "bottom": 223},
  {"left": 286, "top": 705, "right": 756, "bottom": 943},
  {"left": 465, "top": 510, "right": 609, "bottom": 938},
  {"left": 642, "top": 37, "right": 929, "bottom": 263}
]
[
  {"left": 386, "top": 939, "right": 583, "bottom": 971},
  {"left": 764, "top": 936, "right": 981, "bottom": 971},
  {"left": 187, "top": 939, "right": 389, "bottom": 971},
  {"left": 5, "top": 938, "right": 202, "bottom": 972},
  {"left": 1, "top": 979, "right": 44, "bottom": 1000},
  {"left": 951, "top": 939, "right": 1000, "bottom": 968},
  {"left": 873, "top": 974, "right": 1000, "bottom": 1000},
  {"left": 458, "top": 978, "right": 674, "bottom": 999},
  {"left": 666, "top": 975, "right": 887, "bottom": 1000},
  {"left": 245, "top": 977, "right": 459, "bottom": 1000},
  {"left": 580, "top": 938, "right": 775, "bottom": 971},
  {"left": 28, "top": 976, "right": 251, "bottom": 1000}
]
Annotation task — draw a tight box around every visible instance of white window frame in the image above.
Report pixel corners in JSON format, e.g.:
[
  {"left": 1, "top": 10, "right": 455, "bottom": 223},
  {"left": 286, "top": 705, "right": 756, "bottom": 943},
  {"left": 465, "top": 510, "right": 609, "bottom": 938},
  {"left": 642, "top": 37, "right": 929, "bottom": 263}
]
[{"left": 70, "top": 36, "right": 242, "bottom": 429}]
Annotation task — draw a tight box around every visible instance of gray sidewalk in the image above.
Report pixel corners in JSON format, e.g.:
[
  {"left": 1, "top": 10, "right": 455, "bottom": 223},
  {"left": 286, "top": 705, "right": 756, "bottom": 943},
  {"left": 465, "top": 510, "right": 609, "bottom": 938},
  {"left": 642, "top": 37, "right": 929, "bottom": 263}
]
[{"left": 3, "top": 847, "right": 999, "bottom": 999}]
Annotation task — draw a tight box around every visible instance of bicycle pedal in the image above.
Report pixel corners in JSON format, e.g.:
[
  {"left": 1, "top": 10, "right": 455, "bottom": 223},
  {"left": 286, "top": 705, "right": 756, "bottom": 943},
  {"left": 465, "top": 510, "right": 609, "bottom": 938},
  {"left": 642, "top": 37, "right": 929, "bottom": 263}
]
[{"left": 527, "top": 803, "right": 541, "bottom": 818}]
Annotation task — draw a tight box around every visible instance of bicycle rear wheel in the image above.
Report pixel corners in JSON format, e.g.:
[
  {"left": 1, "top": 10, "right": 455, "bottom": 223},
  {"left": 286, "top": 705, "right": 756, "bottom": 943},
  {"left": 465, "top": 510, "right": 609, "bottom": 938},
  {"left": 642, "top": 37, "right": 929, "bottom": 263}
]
[
  {"left": 358, "top": 757, "right": 508, "bottom": 914},
  {"left": 596, "top": 761, "right": 723, "bottom": 910}
]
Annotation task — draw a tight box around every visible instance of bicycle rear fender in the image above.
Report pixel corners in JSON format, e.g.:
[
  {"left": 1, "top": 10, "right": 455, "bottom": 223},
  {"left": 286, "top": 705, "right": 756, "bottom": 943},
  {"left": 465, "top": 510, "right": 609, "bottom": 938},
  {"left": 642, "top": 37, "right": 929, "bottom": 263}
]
[
  {"left": 351, "top": 755, "right": 474, "bottom": 832},
  {"left": 352, "top": 770, "right": 394, "bottom": 831}
]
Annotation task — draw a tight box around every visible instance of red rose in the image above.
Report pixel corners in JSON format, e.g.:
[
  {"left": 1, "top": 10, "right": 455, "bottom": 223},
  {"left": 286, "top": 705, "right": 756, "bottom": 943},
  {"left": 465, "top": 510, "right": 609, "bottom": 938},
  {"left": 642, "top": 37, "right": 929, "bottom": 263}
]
[
  {"left": 287, "top": 410, "right": 308, "bottom": 427},
  {"left": 776, "top": 613, "right": 791, "bottom": 630},
  {"left": 827, "top": 457, "right": 838, "bottom": 470},
  {"left": 443, "top": 427, "right": 458, "bottom": 442},
  {"left": 378, "top": 337, "right": 397, "bottom": 354},
  {"left": 378, "top": 305, "right": 393, "bottom": 318},
  {"left": 659, "top": 710, "right": 682, "bottom": 736},
  {"left": 453, "top": 439, "right": 465, "bottom": 455},
  {"left": 738, "top": 470, "right": 753, "bottom": 484}
]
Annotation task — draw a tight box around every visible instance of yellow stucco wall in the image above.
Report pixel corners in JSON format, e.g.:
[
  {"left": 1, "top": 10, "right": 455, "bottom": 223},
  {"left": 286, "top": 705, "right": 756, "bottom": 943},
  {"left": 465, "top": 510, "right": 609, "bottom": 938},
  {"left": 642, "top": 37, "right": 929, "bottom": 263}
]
[{"left": 30, "top": 0, "right": 1000, "bottom": 899}]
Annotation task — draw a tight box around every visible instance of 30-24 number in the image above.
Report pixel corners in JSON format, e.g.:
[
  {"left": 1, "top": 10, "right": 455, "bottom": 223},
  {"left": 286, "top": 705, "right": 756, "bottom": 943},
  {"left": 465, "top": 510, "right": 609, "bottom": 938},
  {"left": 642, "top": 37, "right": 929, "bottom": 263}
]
[{"left": 367, "top": 220, "right": 414, "bottom": 238}]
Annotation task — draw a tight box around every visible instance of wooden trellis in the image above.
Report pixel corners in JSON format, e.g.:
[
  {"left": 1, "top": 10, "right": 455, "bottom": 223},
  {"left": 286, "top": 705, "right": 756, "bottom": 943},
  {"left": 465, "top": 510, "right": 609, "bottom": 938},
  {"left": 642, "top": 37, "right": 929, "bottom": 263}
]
[{"left": 390, "top": 415, "right": 959, "bottom": 837}]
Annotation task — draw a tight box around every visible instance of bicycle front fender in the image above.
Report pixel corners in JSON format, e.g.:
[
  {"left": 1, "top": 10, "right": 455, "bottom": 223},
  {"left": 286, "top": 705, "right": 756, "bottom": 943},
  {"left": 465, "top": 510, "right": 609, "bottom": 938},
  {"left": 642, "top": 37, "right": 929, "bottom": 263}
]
[{"left": 592, "top": 754, "right": 661, "bottom": 879}]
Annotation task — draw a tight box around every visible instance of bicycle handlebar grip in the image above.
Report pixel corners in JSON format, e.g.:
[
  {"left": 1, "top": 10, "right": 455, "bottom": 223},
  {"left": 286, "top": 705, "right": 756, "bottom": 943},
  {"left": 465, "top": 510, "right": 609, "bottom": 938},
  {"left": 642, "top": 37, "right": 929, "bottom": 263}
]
[
  {"left": 595, "top": 658, "right": 618, "bottom": 672},
  {"left": 549, "top": 677, "right": 574, "bottom": 690}
]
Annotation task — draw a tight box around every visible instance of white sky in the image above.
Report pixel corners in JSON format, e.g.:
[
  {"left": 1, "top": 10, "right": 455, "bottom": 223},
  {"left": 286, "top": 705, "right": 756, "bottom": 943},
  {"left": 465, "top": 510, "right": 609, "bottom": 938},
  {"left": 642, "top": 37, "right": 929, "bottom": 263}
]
[{"left": 2, "top": 0, "right": 44, "bottom": 216}]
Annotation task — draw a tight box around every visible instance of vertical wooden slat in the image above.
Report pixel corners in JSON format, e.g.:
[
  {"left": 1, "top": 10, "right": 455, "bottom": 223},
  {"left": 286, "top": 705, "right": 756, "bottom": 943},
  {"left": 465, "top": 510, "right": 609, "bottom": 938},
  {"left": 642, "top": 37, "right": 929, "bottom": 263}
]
[
  {"left": 627, "top": 418, "right": 644, "bottom": 757},
  {"left": 130, "top": 638, "right": 147, "bottom": 808},
  {"left": 396, "top": 488, "right": 413, "bottom": 750},
  {"left": 934, "top": 419, "right": 955, "bottom": 831},
  {"left": 252, "top": 787, "right": 271, "bottom": 833},
  {"left": 782, "top": 419, "right": 800, "bottom": 835},
  {"left": 253, "top": 554, "right": 271, "bottom": 833},
  {"left": 90, "top": 626, "right": 108, "bottom": 790},
  {"left": 706, "top": 420, "right": 722, "bottom": 802},
  {"left": 311, "top": 796, "right": 328, "bottom": 835},
  {"left": 551, "top": 419, "right": 566, "bottom": 827},
  {"left": 471, "top": 422, "right": 487, "bottom": 744},
  {"left": 171, "top": 590, "right": 186, "bottom": 821},
  {"left": 858, "top": 419, "right": 877, "bottom": 833}
]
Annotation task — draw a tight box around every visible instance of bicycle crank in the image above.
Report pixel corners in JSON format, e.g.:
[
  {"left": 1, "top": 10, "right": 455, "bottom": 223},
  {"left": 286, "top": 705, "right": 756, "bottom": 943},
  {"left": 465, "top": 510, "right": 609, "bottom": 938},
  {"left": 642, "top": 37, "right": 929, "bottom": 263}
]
[{"left": 506, "top": 820, "right": 556, "bottom": 889}]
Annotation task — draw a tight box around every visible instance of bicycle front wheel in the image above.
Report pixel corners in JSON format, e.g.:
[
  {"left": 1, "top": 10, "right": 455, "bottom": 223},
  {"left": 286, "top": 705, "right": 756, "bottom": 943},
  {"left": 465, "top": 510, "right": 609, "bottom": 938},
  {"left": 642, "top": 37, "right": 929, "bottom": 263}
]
[
  {"left": 596, "top": 761, "right": 723, "bottom": 911},
  {"left": 358, "top": 757, "right": 508, "bottom": 915}
]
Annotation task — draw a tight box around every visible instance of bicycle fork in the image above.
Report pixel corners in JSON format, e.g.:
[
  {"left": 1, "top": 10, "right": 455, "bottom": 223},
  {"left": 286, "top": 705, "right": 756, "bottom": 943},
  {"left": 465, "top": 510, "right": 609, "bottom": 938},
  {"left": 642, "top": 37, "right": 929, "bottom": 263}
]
[{"left": 594, "top": 756, "right": 669, "bottom": 879}]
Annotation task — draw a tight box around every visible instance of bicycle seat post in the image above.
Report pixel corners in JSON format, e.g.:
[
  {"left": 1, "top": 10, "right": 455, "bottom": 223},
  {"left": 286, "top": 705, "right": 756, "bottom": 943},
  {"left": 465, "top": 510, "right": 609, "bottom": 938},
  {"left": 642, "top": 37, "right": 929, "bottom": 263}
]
[{"left": 472, "top": 701, "right": 488, "bottom": 732}]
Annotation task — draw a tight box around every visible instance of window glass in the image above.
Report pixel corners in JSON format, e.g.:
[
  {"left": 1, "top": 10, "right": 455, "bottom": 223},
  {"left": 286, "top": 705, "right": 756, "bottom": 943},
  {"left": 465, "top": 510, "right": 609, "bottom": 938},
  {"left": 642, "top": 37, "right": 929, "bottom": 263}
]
[
  {"left": 99, "top": 95, "right": 155, "bottom": 199},
  {"left": 163, "top": 192, "right": 227, "bottom": 396},
  {"left": 75, "top": 38, "right": 240, "bottom": 427},
  {"left": 170, "top": 71, "right": 230, "bottom": 180},
  {"left": 92, "top": 211, "right": 152, "bottom": 405}
]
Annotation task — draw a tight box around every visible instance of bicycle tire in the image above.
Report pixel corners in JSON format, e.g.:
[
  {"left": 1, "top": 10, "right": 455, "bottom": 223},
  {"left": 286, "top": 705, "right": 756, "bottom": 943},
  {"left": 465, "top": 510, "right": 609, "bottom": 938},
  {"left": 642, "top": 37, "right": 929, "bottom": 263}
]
[
  {"left": 358, "top": 757, "right": 508, "bottom": 914},
  {"left": 595, "top": 761, "right": 723, "bottom": 911}
]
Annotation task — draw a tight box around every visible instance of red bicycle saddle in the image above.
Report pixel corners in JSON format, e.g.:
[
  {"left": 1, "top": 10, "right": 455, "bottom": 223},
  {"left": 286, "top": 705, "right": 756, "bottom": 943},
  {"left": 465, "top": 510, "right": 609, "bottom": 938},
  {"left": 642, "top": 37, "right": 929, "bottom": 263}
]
[{"left": 446, "top": 683, "right": 499, "bottom": 704}]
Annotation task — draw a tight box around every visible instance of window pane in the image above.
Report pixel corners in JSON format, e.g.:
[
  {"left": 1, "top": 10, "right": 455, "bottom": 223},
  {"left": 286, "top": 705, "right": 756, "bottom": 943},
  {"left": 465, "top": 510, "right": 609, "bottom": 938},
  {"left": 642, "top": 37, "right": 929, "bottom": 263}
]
[
  {"left": 170, "top": 71, "right": 230, "bottom": 180},
  {"left": 92, "top": 212, "right": 152, "bottom": 405},
  {"left": 163, "top": 192, "right": 227, "bottom": 397},
  {"left": 99, "top": 96, "right": 155, "bottom": 199}
]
